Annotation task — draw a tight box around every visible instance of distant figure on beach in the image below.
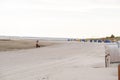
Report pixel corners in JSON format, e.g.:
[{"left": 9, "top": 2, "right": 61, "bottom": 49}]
[{"left": 36, "top": 40, "right": 40, "bottom": 48}]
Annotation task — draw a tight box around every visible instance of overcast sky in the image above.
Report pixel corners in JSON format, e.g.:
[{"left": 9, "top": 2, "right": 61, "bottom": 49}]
[{"left": 0, "top": 0, "right": 120, "bottom": 38}]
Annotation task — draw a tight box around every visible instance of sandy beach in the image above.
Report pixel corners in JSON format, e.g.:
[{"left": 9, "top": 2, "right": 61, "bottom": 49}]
[
  {"left": 0, "top": 39, "right": 56, "bottom": 51},
  {"left": 0, "top": 40, "right": 118, "bottom": 80}
]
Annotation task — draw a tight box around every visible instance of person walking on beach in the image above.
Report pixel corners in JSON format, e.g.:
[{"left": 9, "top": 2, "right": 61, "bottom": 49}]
[{"left": 36, "top": 40, "right": 40, "bottom": 48}]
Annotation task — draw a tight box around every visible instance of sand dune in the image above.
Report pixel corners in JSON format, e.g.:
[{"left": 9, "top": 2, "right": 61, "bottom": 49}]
[{"left": 0, "top": 41, "right": 117, "bottom": 80}]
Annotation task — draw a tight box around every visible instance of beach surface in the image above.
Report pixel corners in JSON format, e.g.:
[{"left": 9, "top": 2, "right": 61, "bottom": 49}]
[
  {"left": 0, "top": 39, "right": 56, "bottom": 51},
  {"left": 0, "top": 41, "right": 118, "bottom": 80}
]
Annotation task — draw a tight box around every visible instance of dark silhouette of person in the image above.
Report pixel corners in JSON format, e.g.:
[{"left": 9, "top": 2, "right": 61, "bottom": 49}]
[{"left": 36, "top": 40, "right": 40, "bottom": 48}]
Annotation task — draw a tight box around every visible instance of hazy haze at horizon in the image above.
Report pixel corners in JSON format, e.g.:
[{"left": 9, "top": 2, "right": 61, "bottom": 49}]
[{"left": 0, "top": 0, "right": 120, "bottom": 38}]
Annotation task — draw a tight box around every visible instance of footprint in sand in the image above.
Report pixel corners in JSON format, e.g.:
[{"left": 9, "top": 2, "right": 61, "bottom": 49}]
[{"left": 38, "top": 75, "right": 49, "bottom": 80}]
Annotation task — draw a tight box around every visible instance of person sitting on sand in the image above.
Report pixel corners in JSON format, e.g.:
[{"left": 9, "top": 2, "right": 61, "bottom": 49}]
[{"left": 36, "top": 40, "right": 40, "bottom": 48}]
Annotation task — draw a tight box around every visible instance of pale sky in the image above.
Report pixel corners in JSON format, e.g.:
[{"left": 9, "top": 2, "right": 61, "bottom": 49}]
[{"left": 0, "top": 0, "right": 120, "bottom": 38}]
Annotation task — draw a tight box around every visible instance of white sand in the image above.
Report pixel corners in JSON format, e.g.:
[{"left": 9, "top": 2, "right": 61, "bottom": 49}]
[{"left": 0, "top": 41, "right": 118, "bottom": 80}]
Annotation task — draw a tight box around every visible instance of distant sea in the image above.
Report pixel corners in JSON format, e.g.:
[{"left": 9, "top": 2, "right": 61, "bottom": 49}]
[{"left": 0, "top": 36, "right": 69, "bottom": 41}]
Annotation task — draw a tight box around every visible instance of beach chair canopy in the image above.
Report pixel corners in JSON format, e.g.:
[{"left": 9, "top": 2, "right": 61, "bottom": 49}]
[{"left": 105, "top": 43, "right": 120, "bottom": 63}]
